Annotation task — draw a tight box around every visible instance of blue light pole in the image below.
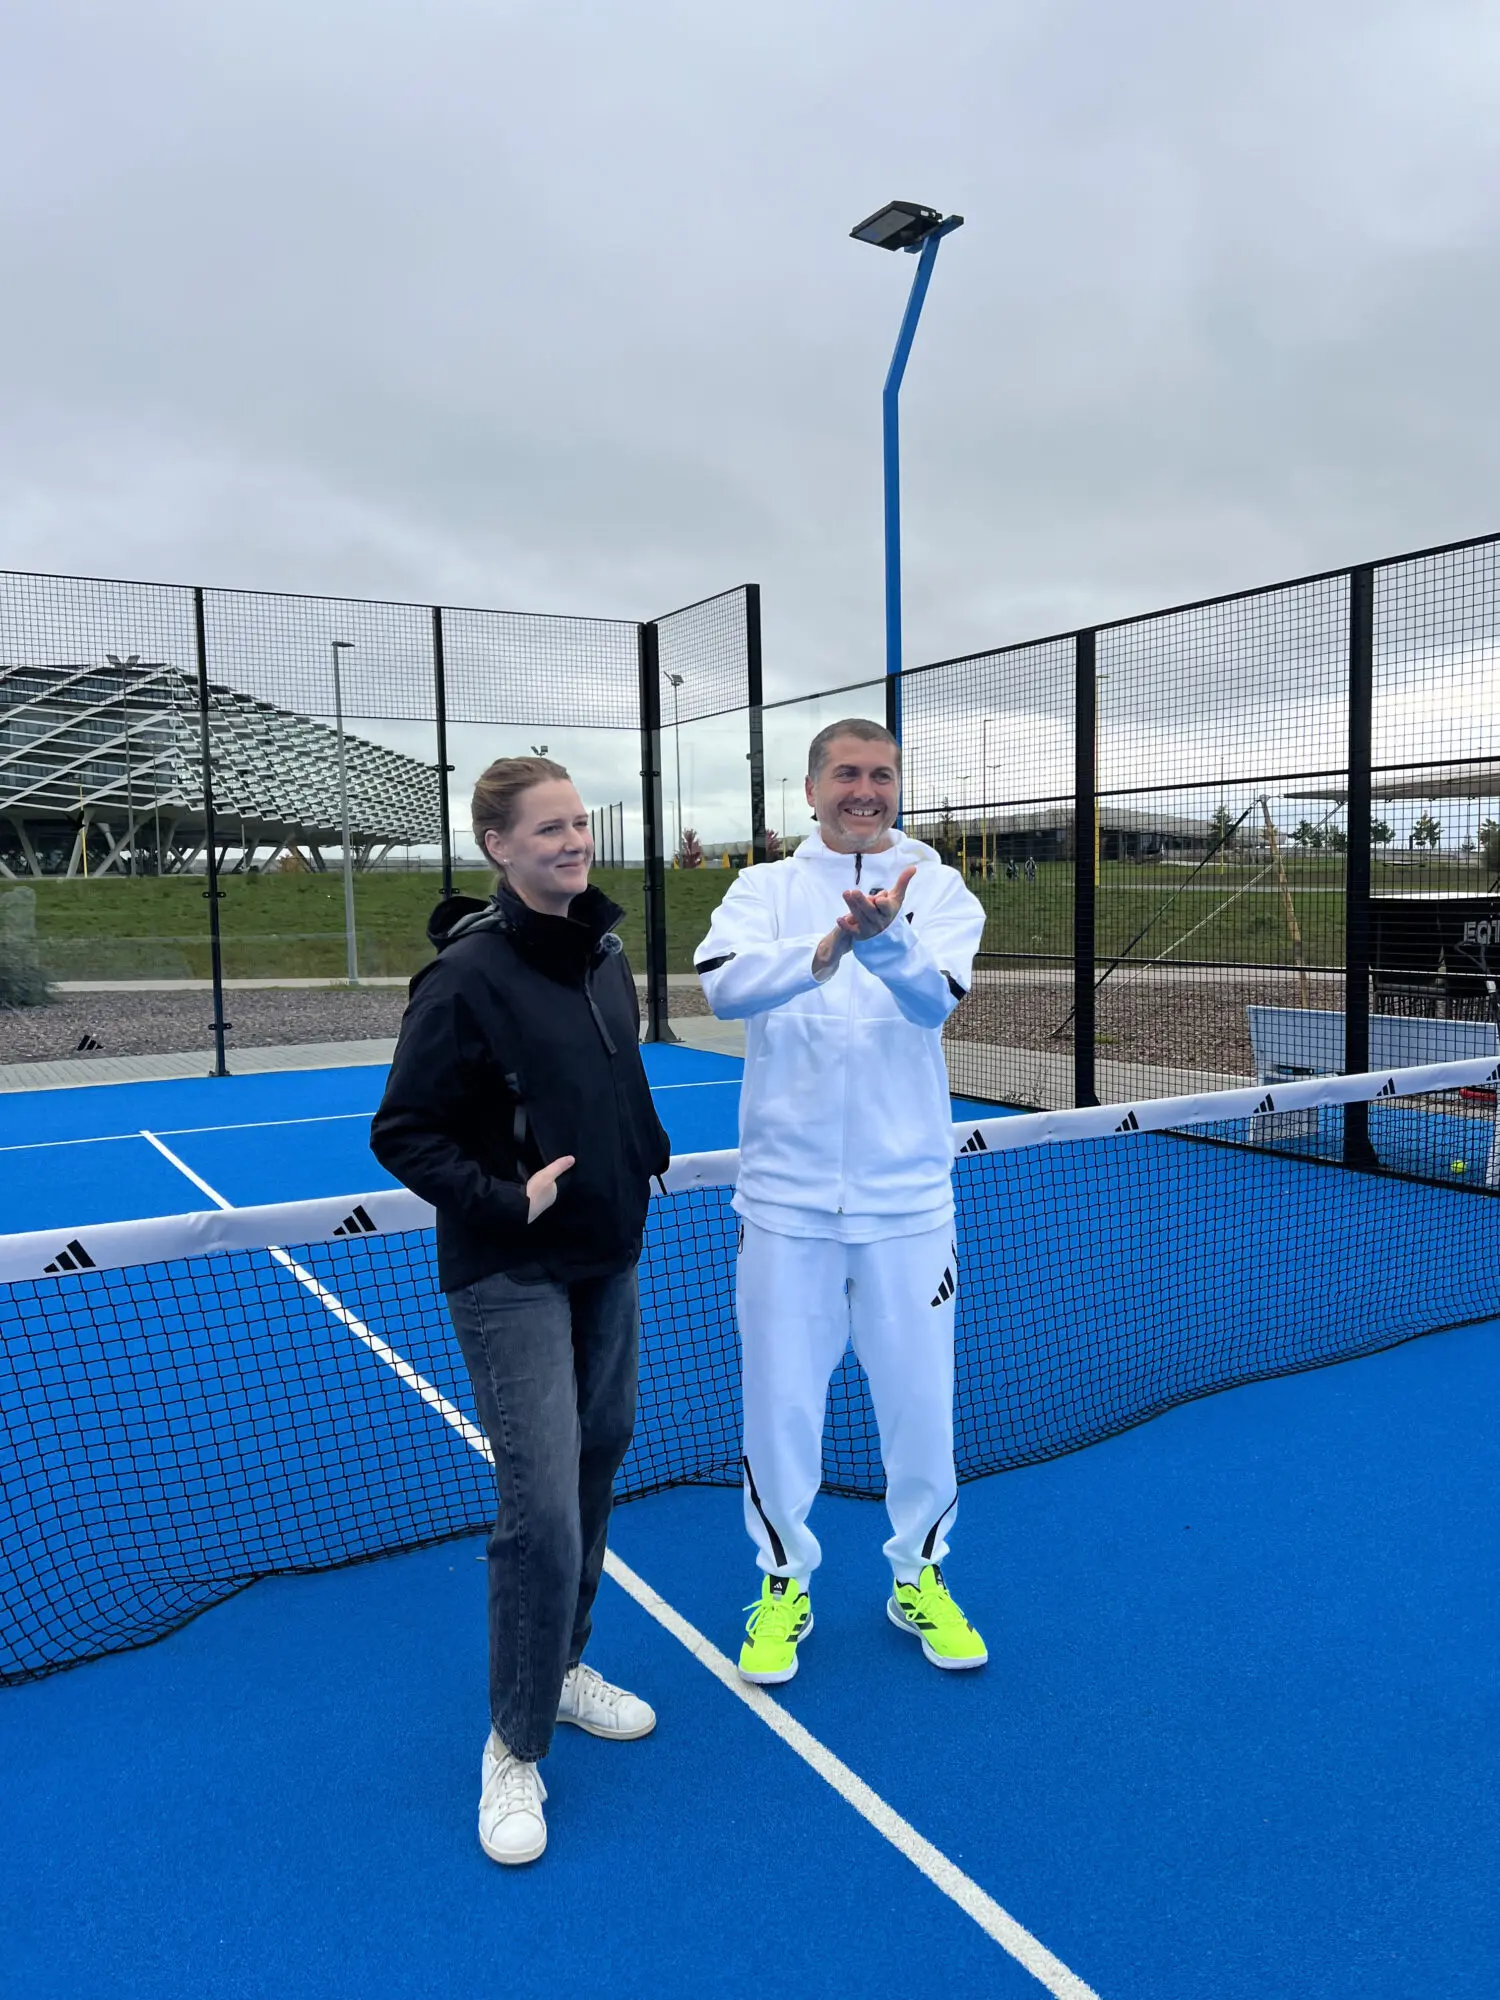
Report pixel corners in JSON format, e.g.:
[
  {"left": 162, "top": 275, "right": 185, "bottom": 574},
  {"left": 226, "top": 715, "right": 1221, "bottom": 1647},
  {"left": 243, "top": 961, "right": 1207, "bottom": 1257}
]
[{"left": 850, "top": 200, "right": 965, "bottom": 744}]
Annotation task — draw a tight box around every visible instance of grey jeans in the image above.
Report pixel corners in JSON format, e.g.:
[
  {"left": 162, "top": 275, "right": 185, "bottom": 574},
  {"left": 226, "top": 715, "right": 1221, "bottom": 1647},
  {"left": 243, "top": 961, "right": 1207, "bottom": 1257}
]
[{"left": 445, "top": 1263, "right": 639, "bottom": 1762}]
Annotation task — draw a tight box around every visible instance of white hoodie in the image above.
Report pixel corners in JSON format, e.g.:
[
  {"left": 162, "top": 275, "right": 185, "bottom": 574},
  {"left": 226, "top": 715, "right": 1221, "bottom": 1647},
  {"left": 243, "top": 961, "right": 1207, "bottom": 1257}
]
[{"left": 694, "top": 828, "right": 985, "bottom": 1239}]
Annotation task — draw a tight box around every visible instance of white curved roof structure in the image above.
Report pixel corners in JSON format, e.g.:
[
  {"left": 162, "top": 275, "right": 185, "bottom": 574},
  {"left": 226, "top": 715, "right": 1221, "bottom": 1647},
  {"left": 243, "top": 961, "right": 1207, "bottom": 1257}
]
[{"left": 0, "top": 660, "right": 440, "bottom": 876}]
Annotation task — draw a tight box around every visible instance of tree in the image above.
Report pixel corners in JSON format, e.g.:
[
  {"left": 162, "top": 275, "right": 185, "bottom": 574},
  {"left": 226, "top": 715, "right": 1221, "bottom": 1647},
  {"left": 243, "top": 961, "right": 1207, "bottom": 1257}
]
[
  {"left": 1208, "top": 803, "right": 1238, "bottom": 852},
  {"left": 676, "top": 827, "right": 704, "bottom": 869},
  {"left": 1370, "top": 819, "right": 1394, "bottom": 847},
  {"left": 1410, "top": 812, "right": 1442, "bottom": 851},
  {"left": 1480, "top": 819, "right": 1500, "bottom": 871},
  {"left": 1322, "top": 826, "right": 1348, "bottom": 852},
  {"left": 1291, "top": 821, "right": 1323, "bottom": 850}
]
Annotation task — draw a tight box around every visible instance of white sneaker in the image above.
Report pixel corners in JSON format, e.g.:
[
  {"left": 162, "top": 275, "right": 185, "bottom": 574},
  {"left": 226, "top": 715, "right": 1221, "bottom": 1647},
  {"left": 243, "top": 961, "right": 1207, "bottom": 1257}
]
[
  {"left": 478, "top": 1733, "right": 547, "bottom": 1866},
  {"left": 555, "top": 1661, "right": 656, "bottom": 1740}
]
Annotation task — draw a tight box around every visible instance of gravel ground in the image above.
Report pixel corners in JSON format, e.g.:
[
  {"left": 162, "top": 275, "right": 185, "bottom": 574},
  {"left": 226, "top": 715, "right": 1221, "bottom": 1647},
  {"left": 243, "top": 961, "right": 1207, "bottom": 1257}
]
[
  {"left": 0, "top": 968, "right": 1346, "bottom": 1077},
  {"left": 0, "top": 978, "right": 714, "bottom": 1068},
  {"left": 0, "top": 988, "right": 413, "bottom": 1066},
  {"left": 946, "top": 969, "right": 1346, "bottom": 1076},
  {"left": 665, "top": 987, "right": 711, "bottom": 1020}
]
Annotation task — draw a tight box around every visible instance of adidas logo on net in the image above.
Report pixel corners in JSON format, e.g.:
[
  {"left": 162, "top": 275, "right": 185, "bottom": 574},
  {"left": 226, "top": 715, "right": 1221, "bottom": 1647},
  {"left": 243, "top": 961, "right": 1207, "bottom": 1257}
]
[
  {"left": 43, "top": 1238, "right": 97, "bottom": 1276},
  {"left": 333, "top": 1205, "right": 379, "bottom": 1237}
]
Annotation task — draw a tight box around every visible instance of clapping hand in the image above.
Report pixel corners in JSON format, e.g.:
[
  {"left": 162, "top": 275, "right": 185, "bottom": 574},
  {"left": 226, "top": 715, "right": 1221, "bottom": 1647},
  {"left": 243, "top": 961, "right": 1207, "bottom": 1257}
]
[
  {"left": 838, "top": 865, "right": 916, "bottom": 940},
  {"left": 813, "top": 865, "right": 917, "bottom": 980}
]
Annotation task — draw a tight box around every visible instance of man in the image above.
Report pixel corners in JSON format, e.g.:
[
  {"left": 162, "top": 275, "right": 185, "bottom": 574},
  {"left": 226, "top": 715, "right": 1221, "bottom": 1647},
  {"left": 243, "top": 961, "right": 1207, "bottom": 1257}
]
[{"left": 695, "top": 718, "right": 988, "bottom": 1684}]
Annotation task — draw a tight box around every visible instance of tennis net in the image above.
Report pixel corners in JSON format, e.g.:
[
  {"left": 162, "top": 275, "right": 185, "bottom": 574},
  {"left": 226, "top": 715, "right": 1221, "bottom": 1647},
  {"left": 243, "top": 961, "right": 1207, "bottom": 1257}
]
[{"left": 5, "top": 1058, "right": 1500, "bottom": 1685}]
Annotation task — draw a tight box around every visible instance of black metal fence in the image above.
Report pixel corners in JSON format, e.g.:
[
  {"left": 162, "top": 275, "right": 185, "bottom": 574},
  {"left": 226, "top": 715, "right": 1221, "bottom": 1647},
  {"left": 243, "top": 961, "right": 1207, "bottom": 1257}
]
[
  {"left": 0, "top": 571, "right": 760, "bottom": 1070},
  {"left": 6, "top": 530, "right": 1498, "bottom": 1101},
  {"left": 754, "top": 530, "right": 1500, "bottom": 1115}
]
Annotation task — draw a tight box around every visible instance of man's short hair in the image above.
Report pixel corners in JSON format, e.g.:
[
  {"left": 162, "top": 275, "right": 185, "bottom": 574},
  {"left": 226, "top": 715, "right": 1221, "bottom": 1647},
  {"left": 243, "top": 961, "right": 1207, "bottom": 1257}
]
[{"left": 806, "top": 717, "right": 901, "bottom": 780}]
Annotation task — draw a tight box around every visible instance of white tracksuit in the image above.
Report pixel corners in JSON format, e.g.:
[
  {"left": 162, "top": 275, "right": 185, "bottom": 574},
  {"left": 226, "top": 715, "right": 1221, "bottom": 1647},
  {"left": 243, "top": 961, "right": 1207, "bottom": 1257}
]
[{"left": 695, "top": 829, "right": 985, "bottom": 1583}]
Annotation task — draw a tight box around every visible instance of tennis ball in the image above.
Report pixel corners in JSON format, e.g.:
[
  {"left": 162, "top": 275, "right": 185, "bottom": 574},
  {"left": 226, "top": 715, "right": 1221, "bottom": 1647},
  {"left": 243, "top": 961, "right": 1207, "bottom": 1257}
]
[{"left": 1451, "top": 1159, "right": 1469, "bottom": 1175}]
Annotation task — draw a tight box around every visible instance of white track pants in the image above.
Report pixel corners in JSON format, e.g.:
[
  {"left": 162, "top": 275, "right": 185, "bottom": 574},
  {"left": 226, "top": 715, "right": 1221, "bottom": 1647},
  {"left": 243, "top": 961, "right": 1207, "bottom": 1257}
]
[{"left": 736, "top": 1217, "right": 958, "bottom": 1585}]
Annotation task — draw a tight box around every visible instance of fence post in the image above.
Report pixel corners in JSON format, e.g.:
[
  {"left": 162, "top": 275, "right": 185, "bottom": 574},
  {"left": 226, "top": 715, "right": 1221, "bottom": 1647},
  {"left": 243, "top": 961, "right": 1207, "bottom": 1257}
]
[
  {"left": 432, "top": 606, "right": 454, "bottom": 899},
  {"left": 1344, "top": 564, "right": 1377, "bottom": 1166},
  {"left": 193, "top": 587, "right": 229, "bottom": 1078},
  {"left": 638, "top": 621, "right": 675, "bottom": 1042},
  {"left": 746, "top": 584, "right": 767, "bottom": 864},
  {"left": 1074, "top": 629, "right": 1098, "bottom": 1107}
]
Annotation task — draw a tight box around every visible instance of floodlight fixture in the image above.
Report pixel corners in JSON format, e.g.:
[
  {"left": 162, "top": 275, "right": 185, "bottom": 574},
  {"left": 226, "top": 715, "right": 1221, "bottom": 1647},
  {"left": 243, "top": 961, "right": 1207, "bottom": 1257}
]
[{"left": 849, "top": 201, "right": 963, "bottom": 254}]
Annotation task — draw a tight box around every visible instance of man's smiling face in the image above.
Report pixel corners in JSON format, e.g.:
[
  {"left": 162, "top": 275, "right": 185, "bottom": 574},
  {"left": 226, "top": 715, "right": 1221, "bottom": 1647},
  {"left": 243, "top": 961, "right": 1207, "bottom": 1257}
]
[{"left": 806, "top": 734, "right": 900, "bottom": 853}]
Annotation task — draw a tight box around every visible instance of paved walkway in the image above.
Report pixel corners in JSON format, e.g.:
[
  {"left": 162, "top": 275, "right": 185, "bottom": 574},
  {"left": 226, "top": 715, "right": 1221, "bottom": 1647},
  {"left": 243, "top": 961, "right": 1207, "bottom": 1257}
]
[
  {"left": 0, "top": 1040, "right": 399, "bottom": 1094},
  {"left": 944, "top": 1039, "right": 1249, "bottom": 1107},
  {"left": 0, "top": 1018, "right": 741, "bottom": 1093}
]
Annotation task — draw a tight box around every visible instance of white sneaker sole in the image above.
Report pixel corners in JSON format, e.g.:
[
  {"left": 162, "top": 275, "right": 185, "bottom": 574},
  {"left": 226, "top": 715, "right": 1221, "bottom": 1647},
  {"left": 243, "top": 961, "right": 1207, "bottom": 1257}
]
[
  {"left": 479, "top": 1820, "right": 547, "bottom": 1867},
  {"left": 737, "top": 1611, "right": 814, "bottom": 1685},
  {"left": 886, "top": 1597, "right": 988, "bottom": 1670},
  {"left": 555, "top": 1708, "right": 656, "bottom": 1741}
]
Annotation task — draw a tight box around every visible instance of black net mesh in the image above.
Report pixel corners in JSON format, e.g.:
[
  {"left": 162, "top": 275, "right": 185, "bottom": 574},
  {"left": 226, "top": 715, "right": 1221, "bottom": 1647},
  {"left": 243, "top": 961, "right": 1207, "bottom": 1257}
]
[
  {"left": 1367, "top": 542, "right": 1500, "bottom": 1028},
  {"left": 5, "top": 1068, "right": 1499, "bottom": 1685},
  {"left": 901, "top": 640, "right": 1075, "bottom": 1109},
  {"left": 438, "top": 607, "right": 640, "bottom": 730},
  {"left": 655, "top": 588, "right": 753, "bottom": 726},
  {"left": 1086, "top": 576, "right": 1351, "bottom": 1101}
]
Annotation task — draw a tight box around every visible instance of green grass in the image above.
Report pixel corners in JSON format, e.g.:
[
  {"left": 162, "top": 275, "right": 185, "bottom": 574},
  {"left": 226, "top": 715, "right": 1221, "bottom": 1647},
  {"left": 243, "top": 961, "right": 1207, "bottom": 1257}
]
[
  {"left": 17, "top": 865, "right": 742, "bottom": 980},
  {"left": 11, "top": 853, "right": 1475, "bottom": 983}
]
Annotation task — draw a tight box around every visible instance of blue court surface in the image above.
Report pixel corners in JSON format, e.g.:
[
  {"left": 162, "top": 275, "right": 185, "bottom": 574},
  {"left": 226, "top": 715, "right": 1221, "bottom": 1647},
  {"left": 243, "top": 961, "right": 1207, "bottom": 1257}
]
[
  {"left": 0, "top": 1044, "right": 781, "bottom": 1234},
  {"left": 2, "top": 1047, "right": 1499, "bottom": 1999}
]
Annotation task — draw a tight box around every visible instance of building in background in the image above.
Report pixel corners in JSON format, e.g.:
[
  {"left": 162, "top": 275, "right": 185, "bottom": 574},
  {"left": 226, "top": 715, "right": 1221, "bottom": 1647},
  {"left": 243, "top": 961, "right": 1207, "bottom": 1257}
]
[{"left": 0, "top": 661, "right": 440, "bottom": 877}]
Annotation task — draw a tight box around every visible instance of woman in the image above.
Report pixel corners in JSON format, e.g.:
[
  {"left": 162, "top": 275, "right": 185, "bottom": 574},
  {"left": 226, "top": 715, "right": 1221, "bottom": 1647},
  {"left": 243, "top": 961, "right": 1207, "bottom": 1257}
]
[{"left": 371, "top": 756, "right": 670, "bottom": 1868}]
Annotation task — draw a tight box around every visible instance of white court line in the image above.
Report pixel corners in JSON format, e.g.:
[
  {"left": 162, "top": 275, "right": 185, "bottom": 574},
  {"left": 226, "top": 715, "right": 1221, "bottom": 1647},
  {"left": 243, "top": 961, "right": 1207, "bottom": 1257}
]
[
  {"left": 4, "top": 1085, "right": 736, "bottom": 1154},
  {"left": 154, "top": 1111, "right": 371, "bottom": 1138},
  {"left": 605, "top": 1553, "right": 1101, "bottom": 2000},
  {"left": 132, "top": 1123, "right": 1101, "bottom": 1994},
  {"left": 0, "top": 1112, "right": 374, "bottom": 1156},
  {"left": 0, "top": 1131, "right": 142, "bottom": 1154},
  {"left": 139, "top": 1132, "right": 235, "bottom": 1209}
]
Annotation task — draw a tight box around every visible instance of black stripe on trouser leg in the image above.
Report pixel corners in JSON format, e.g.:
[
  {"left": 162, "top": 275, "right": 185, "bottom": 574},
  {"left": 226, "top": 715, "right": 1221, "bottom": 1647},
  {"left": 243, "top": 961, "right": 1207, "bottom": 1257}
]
[
  {"left": 742, "top": 1455, "right": 788, "bottom": 1571},
  {"left": 921, "top": 1494, "right": 958, "bottom": 1563}
]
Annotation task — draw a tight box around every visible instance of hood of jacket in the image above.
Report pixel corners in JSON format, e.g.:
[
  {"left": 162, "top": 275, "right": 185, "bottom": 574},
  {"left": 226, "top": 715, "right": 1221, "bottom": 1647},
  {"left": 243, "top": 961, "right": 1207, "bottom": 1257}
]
[
  {"left": 790, "top": 826, "right": 942, "bottom": 872},
  {"left": 425, "top": 883, "right": 625, "bottom": 980}
]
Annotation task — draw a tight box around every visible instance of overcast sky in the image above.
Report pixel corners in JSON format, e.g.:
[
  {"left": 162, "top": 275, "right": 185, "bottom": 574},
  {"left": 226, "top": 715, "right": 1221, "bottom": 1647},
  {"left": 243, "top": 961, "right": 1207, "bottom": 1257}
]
[{"left": 4, "top": 0, "right": 1500, "bottom": 728}]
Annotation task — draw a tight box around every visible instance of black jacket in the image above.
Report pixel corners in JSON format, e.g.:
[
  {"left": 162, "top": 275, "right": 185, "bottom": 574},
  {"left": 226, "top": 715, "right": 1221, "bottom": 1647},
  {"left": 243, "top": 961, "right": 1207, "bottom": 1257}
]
[{"left": 369, "top": 885, "right": 670, "bottom": 1294}]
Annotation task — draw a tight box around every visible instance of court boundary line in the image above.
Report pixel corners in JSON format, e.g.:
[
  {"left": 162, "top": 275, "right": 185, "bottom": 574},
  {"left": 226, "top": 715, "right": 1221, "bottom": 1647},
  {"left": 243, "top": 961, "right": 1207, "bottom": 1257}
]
[
  {"left": 137, "top": 1126, "right": 1099, "bottom": 1997},
  {"left": 0, "top": 1080, "right": 743, "bottom": 1156}
]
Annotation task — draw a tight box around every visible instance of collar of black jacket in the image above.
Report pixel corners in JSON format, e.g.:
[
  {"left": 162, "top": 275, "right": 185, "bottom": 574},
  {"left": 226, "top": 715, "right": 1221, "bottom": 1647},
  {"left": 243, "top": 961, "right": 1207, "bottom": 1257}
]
[{"left": 427, "top": 883, "right": 625, "bottom": 980}]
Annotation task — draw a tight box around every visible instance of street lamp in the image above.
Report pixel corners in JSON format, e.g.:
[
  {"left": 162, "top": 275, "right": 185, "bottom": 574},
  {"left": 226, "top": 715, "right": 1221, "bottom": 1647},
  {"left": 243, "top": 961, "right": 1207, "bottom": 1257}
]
[
  {"left": 330, "top": 640, "right": 358, "bottom": 986},
  {"left": 105, "top": 653, "right": 140, "bottom": 876},
  {"left": 666, "top": 673, "right": 685, "bottom": 856},
  {"left": 850, "top": 200, "right": 964, "bottom": 742}
]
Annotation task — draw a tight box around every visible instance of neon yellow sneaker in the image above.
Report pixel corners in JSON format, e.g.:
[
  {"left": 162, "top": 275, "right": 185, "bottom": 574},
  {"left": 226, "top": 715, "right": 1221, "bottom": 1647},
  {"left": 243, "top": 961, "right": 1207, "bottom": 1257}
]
[
  {"left": 737, "top": 1575, "right": 813, "bottom": 1685},
  {"left": 888, "top": 1564, "right": 988, "bottom": 1670}
]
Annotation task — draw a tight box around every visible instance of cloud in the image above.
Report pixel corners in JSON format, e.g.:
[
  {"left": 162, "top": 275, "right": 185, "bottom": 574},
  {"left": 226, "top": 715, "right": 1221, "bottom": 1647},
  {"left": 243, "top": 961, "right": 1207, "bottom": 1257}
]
[{"left": 3, "top": 0, "right": 1500, "bottom": 846}]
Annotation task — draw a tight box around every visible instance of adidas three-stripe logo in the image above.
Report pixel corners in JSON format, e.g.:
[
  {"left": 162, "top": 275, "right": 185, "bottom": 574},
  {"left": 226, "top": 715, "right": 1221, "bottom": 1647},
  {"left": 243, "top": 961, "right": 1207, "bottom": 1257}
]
[
  {"left": 333, "top": 1205, "right": 378, "bottom": 1237},
  {"left": 959, "top": 1128, "right": 988, "bottom": 1154},
  {"left": 931, "top": 1266, "right": 955, "bottom": 1307},
  {"left": 1115, "top": 1109, "right": 1140, "bottom": 1133},
  {"left": 44, "top": 1239, "right": 97, "bottom": 1274}
]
